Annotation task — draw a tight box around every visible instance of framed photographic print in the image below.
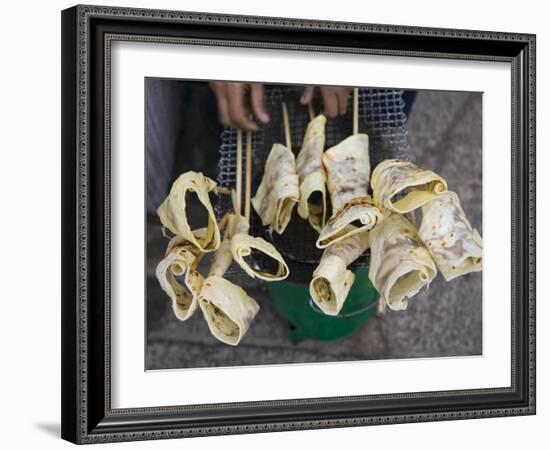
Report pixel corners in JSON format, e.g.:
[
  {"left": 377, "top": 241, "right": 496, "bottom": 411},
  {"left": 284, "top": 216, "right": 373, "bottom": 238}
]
[{"left": 61, "top": 4, "right": 536, "bottom": 444}]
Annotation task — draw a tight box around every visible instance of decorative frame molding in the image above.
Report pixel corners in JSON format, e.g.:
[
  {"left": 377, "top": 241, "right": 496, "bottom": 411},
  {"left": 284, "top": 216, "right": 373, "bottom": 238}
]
[{"left": 61, "top": 4, "right": 536, "bottom": 444}]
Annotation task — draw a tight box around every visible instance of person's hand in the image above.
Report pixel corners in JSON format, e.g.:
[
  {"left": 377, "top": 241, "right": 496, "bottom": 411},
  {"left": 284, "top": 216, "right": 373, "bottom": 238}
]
[
  {"left": 300, "top": 86, "right": 352, "bottom": 118},
  {"left": 210, "top": 82, "right": 270, "bottom": 131}
]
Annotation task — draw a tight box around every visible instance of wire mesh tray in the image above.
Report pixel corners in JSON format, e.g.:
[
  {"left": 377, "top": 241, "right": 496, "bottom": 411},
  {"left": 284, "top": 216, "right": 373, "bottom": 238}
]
[{"left": 216, "top": 85, "right": 410, "bottom": 284}]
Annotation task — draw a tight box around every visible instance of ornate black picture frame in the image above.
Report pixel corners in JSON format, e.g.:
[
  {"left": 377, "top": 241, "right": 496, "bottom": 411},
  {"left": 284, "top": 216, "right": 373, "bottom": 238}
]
[{"left": 61, "top": 4, "right": 536, "bottom": 444}]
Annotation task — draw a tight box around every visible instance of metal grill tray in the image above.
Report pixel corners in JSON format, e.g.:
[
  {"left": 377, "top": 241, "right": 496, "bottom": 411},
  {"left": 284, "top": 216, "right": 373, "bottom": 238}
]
[{"left": 217, "top": 85, "right": 410, "bottom": 284}]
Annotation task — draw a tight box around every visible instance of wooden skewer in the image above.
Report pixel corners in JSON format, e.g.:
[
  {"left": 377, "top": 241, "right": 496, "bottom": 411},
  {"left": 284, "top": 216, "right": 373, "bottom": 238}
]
[
  {"left": 217, "top": 212, "right": 230, "bottom": 232},
  {"left": 244, "top": 131, "right": 253, "bottom": 223},
  {"left": 235, "top": 129, "right": 243, "bottom": 215},
  {"left": 282, "top": 102, "right": 292, "bottom": 152},
  {"left": 308, "top": 102, "right": 315, "bottom": 121},
  {"left": 353, "top": 87, "right": 359, "bottom": 135},
  {"left": 215, "top": 186, "right": 232, "bottom": 195}
]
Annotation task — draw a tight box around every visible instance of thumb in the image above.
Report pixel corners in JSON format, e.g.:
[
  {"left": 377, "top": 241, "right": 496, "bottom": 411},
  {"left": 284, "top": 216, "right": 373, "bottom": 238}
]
[
  {"left": 300, "top": 85, "right": 315, "bottom": 104},
  {"left": 250, "top": 83, "right": 270, "bottom": 123}
]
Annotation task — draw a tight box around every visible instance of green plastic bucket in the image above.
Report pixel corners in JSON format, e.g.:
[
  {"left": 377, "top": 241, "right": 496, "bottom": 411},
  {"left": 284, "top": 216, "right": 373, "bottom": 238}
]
[{"left": 267, "top": 267, "right": 379, "bottom": 344}]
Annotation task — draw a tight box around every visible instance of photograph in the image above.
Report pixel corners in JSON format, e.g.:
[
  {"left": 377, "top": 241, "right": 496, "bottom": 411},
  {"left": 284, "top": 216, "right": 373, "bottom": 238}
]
[
  {"left": 145, "top": 79, "right": 483, "bottom": 370},
  {"left": 57, "top": 3, "right": 536, "bottom": 444}
]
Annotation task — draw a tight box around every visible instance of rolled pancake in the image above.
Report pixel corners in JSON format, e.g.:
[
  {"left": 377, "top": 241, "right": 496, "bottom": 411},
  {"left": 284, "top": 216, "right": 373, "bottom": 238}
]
[
  {"left": 205, "top": 213, "right": 245, "bottom": 278},
  {"left": 317, "top": 196, "right": 384, "bottom": 248},
  {"left": 316, "top": 134, "right": 383, "bottom": 248},
  {"left": 296, "top": 114, "right": 327, "bottom": 231},
  {"left": 369, "top": 214, "right": 437, "bottom": 311},
  {"left": 371, "top": 159, "right": 448, "bottom": 214},
  {"left": 231, "top": 222, "right": 289, "bottom": 281},
  {"left": 157, "top": 171, "right": 220, "bottom": 252},
  {"left": 251, "top": 143, "right": 299, "bottom": 234},
  {"left": 213, "top": 213, "right": 289, "bottom": 281},
  {"left": 418, "top": 191, "right": 482, "bottom": 281},
  {"left": 310, "top": 228, "right": 369, "bottom": 316},
  {"left": 324, "top": 134, "right": 370, "bottom": 211},
  {"left": 199, "top": 277, "right": 259, "bottom": 346},
  {"left": 155, "top": 231, "right": 206, "bottom": 321},
  {"left": 199, "top": 216, "right": 259, "bottom": 345}
]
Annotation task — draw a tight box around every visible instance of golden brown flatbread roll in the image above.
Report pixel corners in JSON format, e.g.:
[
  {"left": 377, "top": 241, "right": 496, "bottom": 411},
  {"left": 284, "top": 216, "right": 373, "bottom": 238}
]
[
  {"left": 317, "top": 134, "right": 383, "bottom": 248},
  {"left": 371, "top": 159, "right": 447, "bottom": 214},
  {"left": 252, "top": 143, "right": 299, "bottom": 234},
  {"left": 157, "top": 171, "right": 220, "bottom": 252},
  {"left": 310, "top": 228, "right": 369, "bottom": 316},
  {"left": 155, "top": 230, "right": 206, "bottom": 321},
  {"left": 198, "top": 215, "right": 259, "bottom": 345},
  {"left": 231, "top": 224, "right": 290, "bottom": 282},
  {"left": 199, "top": 277, "right": 259, "bottom": 346},
  {"left": 296, "top": 114, "right": 327, "bottom": 232},
  {"left": 324, "top": 134, "right": 370, "bottom": 211},
  {"left": 369, "top": 214, "right": 437, "bottom": 311},
  {"left": 317, "top": 196, "right": 384, "bottom": 248},
  {"left": 418, "top": 191, "right": 482, "bottom": 281}
]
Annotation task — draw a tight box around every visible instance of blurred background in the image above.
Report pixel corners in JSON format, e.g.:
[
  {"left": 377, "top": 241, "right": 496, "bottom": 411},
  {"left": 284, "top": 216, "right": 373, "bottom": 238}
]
[{"left": 145, "top": 80, "right": 482, "bottom": 370}]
